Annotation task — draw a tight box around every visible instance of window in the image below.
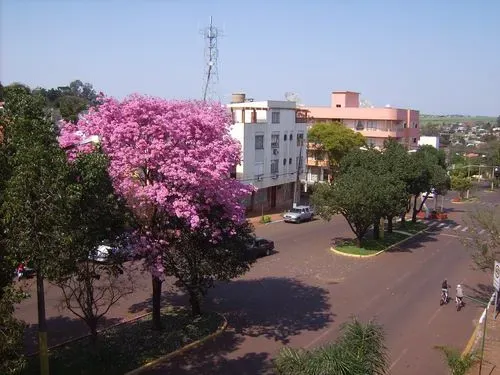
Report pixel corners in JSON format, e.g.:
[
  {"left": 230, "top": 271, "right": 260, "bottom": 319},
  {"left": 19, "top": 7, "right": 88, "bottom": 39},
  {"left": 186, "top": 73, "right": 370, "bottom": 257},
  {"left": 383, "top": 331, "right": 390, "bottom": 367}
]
[
  {"left": 272, "top": 111, "right": 280, "bottom": 124},
  {"left": 255, "top": 134, "right": 264, "bottom": 150},
  {"left": 297, "top": 132, "right": 304, "bottom": 146},
  {"left": 284, "top": 134, "right": 287, "bottom": 141},
  {"left": 289, "top": 133, "right": 293, "bottom": 141},
  {"left": 367, "top": 121, "right": 376, "bottom": 130},
  {"left": 271, "top": 132, "right": 280, "bottom": 148},
  {"left": 336, "top": 104, "right": 341, "bottom": 108},
  {"left": 356, "top": 120, "right": 364, "bottom": 130},
  {"left": 251, "top": 110, "right": 256, "bottom": 123},
  {"left": 413, "top": 137, "right": 417, "bottom": 143},
  {"left": 271, "top": 159, "right": 279, "bottom": 174},
  {"left": 289, "top": 157, "right": 292, "bottom": 164},
  {"left": 283, "top": 158, "right": 286, "bottom": 166}
]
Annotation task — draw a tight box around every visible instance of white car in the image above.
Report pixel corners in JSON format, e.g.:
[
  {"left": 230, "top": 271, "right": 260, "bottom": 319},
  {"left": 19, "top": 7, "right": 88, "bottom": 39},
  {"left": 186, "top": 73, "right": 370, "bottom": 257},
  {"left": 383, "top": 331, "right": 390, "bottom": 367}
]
[{"left": 422, "top": 191, "right": 435, "bottom": 199}]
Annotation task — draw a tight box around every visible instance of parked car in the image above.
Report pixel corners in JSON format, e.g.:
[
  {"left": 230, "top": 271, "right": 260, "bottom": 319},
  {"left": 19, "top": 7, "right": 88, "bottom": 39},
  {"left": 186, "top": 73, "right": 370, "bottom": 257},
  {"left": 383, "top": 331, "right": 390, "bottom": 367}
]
[
  {"left": 245, "top": 237, "right": 274, "bottom": 259},
  {"left": 283, "top": 205, "right": 314, "bottom": 223},
  {"left": 88, "top": 243, "right": 139, "bottom": 263},
  {"left": 422, "top": 189, "right": 436, "bottom": 199}
]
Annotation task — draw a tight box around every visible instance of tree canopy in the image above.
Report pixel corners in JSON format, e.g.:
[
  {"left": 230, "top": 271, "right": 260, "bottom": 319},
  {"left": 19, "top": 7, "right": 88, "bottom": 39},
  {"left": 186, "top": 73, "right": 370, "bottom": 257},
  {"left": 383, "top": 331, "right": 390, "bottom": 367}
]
[{"left": 308, "top": 121, "right": 366, "bottom": 174}]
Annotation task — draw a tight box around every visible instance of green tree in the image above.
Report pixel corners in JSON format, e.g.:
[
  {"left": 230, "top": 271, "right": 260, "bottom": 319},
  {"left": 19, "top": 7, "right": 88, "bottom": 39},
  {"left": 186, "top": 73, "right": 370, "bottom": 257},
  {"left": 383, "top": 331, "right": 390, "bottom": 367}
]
[
  {"left": 275, "top": 318, "right": 388, "bottom": 375},
  {"left": 407, "top": 146, "right": 449, "bottom": 222},
  {"left": 450, "top": 175, "right": 472, "bottom": 199},
  {"left": 311, "top": 166, "right": 385, "bottom": 247},
  {"left": 308, "top": 121, "right": 366, "bottom": 176},
  {"left": 162, "top": 208, "right": 255, "bottom": 316},
  {"left": 57, "top": 95, "right": 89, "bottom": 123},
  {"left": 1, "top": 84, "right": 73, "bottom": 375},
  {"left": 0, "top": 111, "right": 26, "bottom": 374},
  {"left": 496, "top": 115, "right": 500, "bottom": 128},
  {"left": 55, "top": 151, "right": 135, "bottom": 340}
]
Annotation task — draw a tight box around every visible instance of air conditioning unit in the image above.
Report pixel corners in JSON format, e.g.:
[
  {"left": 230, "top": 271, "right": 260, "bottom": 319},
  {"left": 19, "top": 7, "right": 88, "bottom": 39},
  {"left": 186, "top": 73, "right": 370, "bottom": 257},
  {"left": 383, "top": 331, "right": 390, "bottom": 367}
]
[{"left": 273, "top": 148, "right": 279, "bottom": 155}]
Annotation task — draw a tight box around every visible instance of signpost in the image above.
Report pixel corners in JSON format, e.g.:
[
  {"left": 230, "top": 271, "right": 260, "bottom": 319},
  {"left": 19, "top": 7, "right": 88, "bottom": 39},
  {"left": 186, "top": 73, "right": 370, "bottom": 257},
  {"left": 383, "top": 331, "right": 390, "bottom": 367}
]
[{"left": 494, "top": 261, "right": 500, "bottom": 320}]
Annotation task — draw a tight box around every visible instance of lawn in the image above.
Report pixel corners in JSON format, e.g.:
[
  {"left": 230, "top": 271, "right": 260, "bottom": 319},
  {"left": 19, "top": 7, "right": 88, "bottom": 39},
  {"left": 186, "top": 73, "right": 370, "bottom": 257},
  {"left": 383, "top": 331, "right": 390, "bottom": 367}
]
[
  {"left": 335, "top": 231, "right": 410, "bottom": 256},
  {"left": 22, "top": 308, "right": 223, "bottom": 375},
  {"left": 396, "top": 221, "right": 427, "bottom": 234}
]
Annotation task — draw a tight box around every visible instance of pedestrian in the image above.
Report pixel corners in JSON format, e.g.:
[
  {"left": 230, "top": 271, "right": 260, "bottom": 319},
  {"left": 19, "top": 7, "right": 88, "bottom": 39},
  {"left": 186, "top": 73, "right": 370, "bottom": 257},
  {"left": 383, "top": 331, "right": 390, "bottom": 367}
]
[{"left": 16, "top": 262, "right": 25, "bottom": 281}]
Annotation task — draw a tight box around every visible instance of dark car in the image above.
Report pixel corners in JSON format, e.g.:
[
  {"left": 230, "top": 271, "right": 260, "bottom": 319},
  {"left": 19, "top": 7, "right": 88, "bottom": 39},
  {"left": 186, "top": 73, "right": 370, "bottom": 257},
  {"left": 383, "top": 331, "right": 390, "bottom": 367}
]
[{"left": 245, "top": 237, "right": 274, "bottom": 260}]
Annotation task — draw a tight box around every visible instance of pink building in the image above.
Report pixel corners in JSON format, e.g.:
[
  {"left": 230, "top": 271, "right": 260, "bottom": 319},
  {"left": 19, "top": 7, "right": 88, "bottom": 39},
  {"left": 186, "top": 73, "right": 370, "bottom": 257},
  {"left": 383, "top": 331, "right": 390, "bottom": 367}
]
[{"left": 304, "top": 91, "right": 420, "bottom": 185}]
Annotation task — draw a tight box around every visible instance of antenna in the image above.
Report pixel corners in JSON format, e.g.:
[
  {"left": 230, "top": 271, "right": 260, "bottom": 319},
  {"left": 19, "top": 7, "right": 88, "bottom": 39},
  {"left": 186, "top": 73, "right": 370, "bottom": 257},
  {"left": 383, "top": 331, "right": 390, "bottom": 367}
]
[{"left": 201, "top": 16, "right": 222, "bottom": 102}]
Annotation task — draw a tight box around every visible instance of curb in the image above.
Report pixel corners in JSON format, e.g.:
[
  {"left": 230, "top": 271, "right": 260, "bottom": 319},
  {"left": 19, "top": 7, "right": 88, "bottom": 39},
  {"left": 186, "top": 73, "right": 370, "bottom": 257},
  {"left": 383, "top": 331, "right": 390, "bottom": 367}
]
[
  {"left": 462, "top": 292, "right": 496, "bottom": 357},
  {"left": 124, "top": 312, "right": 228, "bottom": 375},
  {"left": 329, "top": 227, "right": 428, "bottom": 259}
]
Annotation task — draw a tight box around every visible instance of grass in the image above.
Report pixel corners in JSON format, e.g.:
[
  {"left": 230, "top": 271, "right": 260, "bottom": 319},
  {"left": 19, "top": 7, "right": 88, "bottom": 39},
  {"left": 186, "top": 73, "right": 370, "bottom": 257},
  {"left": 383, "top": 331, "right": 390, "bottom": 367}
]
[
  {"left": 22, "top": 308, "right": 223, "bottom": 375},
  {"left": 335, "top": 231, "right": 410, "bottom": 256},
  {"left": 397, "top": 221, "right": 427, "bottom": 234}
]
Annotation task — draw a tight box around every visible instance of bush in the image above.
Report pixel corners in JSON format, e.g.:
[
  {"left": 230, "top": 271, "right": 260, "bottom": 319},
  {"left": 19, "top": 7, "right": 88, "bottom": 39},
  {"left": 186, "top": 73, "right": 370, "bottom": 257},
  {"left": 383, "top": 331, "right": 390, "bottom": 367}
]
[{"left": 259, "top": 215, "right": 272, "bottom": 224}]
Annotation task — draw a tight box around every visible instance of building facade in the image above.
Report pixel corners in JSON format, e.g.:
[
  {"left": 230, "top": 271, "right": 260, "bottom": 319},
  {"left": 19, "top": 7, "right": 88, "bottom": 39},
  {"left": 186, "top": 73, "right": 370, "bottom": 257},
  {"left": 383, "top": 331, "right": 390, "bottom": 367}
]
[
  {"left": 305, "top": 91, "right": 420, "bottom": 186},
  {"left": 228, "top": 93, "right": 308, "bottom": 212}
]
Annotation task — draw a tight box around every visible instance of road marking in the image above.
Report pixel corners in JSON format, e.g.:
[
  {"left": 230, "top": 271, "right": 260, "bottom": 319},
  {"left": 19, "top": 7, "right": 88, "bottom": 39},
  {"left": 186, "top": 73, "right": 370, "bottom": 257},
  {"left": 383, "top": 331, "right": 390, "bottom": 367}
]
[
  {"left": 389, "top": 348, "right": 408, "bottom": 371},
  {"left": 427, "top": 307, "right": 441, "bottom": 325},
  {"left": 438, "top": 223, "right": 446, "bottom": 228},
  {"left": 454, "top": 225, "right": 462, "bottom": 230},
  {"left": 443, "top": 225, "right": 451, "bottom": 229},
  {"left": 304, "top": 328, "right": 334, "bottom": 349},
  {"left": 461, "top": 227, "right": 468, "bottom": 232},
  {"left": 479, "top": 229, "right": 485, "bottom": 235},
  {"left": 428, "top": 221, "right": 437, "bottom": 227},
  {"left": 441, "top": 233, "right": 460, "bottom": 238}
]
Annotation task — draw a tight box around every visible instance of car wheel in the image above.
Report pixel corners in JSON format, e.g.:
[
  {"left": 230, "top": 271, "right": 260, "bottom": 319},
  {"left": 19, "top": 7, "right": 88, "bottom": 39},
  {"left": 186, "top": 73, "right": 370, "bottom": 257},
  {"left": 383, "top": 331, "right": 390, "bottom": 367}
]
[{"left": 266, "top": 248, "right": 271, "bottom": 256}]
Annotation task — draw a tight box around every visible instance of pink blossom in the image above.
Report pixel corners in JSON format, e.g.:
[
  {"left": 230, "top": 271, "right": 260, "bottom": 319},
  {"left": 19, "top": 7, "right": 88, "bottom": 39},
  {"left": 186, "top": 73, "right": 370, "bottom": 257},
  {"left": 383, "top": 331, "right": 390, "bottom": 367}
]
[{"left": 59, "top": 95, "right": 253, "bottom": 273}]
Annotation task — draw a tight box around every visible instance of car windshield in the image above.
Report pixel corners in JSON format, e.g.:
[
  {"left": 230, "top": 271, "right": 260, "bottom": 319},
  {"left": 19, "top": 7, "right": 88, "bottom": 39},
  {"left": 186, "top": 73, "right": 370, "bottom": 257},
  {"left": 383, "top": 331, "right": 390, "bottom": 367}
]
[{"left": 290, "top": 208, "right": 302, "bottom": 213}]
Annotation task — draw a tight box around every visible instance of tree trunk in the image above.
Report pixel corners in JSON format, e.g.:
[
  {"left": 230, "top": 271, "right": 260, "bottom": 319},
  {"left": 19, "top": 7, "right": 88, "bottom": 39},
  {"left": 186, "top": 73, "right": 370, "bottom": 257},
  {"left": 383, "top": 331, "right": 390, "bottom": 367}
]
[
  {"left": 188, "top": 290, "right": 202, "bottom": 316},
  {"left": 400, "top": 212, "right": 406, "bottom": 227},
  {"left": 152, "top": 276, "right": 162, "bottom": 330},
  {"left": 387, "top": 215, "right": 393, "bottom": 233},
  {"left": 373, "top": 220, "right": 380, "bottom": 240},
  {"left": 412, "top": 195, "right": 418, "bottom": 223},
  {"left": 89, "top": 320, "right": 98, "bottom": 343},
  {"left": 36, "top": 272, "right": 50, "bottom": 375},
  {"left": 355, "top": 236, "right": 362, "bottom": 248}
]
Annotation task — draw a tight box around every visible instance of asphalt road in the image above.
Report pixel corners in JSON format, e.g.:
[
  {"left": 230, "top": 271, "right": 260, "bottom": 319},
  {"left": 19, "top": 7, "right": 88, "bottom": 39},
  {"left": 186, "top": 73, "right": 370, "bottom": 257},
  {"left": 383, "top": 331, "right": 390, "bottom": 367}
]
[{"left": 15, "top": 187, "right": 496, "bottom": 375}]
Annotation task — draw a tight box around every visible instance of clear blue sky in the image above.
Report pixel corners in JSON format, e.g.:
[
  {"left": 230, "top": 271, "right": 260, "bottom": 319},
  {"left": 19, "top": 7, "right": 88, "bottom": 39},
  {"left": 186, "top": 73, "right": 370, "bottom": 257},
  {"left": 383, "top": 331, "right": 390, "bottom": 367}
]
[{"left": 1, "top": 0, "right": 499, "bottom": 116}]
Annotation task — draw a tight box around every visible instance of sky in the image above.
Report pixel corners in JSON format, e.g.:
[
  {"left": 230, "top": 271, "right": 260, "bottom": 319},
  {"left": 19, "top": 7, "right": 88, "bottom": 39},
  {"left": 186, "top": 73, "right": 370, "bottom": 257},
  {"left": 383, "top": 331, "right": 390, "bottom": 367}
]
[{"left": 1, "top": 0, "right": 499, "bottom": 116}]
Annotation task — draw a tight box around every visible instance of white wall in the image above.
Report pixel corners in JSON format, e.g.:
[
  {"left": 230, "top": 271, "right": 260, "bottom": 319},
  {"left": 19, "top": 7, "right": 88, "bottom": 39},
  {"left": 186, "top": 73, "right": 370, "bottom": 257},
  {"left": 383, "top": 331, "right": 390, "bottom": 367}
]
[
  {"left": 228, "top": 101, "right": 307, "bottom": 190},
  {"left": 418, "top": 136, "right": 440, "bottom": 149}
]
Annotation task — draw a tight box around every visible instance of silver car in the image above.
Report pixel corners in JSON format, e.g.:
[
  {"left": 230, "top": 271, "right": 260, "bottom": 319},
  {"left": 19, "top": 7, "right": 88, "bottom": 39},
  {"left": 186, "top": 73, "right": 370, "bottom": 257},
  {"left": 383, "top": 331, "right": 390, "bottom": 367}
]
[{"left": 283, "top": 205, "right": 314, "bottom": 223}]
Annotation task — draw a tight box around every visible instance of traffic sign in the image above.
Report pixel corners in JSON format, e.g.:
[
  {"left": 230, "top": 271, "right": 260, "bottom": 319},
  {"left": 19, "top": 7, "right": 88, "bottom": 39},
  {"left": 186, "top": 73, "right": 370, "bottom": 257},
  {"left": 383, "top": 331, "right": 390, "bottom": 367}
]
[{"left": 494, "top": 261, "right": 500, "bottom": 291}]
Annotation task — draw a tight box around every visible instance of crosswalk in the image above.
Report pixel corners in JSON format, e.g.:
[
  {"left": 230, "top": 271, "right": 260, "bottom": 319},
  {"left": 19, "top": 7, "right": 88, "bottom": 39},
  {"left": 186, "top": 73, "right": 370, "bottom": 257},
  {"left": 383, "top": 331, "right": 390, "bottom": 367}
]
[{"left": 417, "top": 219, "right": 484, "bottom": 236}]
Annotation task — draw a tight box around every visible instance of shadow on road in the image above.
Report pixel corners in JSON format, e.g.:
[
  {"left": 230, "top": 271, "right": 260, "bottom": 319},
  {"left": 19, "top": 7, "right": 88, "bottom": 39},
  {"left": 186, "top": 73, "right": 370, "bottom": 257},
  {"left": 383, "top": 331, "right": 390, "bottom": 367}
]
[
  {"left": 464, "top": 282, "right": 495, "bottom": 303},
  {"left": 386, "top": 229, "right": 440, "bottom": 253},
  {"left": 24, "top": 314, "right": 121, "bottom": 355},
  {"left": 139, "top": 277, "right": 333, "bottom": 375}
]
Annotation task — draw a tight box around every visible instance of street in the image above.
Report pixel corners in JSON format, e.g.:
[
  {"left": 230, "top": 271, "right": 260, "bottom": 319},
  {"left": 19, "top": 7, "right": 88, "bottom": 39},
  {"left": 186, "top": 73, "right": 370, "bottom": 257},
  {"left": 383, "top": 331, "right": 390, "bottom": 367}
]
[{"left": 15, "top": 189, "right": 496, "bottom": 374}]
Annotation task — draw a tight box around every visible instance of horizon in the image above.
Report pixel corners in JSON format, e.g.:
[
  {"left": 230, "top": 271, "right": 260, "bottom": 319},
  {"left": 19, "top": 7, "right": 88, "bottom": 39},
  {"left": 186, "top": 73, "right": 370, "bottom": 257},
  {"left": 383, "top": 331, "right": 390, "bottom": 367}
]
[{"left": 1, "top": 0, "right": 499, "bottom": 117}]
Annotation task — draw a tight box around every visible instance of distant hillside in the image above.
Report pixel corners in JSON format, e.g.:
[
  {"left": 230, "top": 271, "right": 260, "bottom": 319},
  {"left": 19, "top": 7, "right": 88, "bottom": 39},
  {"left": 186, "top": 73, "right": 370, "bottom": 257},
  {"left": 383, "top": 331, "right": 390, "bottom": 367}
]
[{"left": 420, "top": 114, "right": 496, "bottom": 127}]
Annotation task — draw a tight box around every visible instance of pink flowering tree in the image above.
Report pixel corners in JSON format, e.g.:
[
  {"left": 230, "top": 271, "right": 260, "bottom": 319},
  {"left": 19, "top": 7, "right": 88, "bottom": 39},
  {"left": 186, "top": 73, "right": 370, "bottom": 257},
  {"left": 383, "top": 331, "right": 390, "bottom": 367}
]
[{"left": 59, "top": 95, "right": 254, "bottom": 322}]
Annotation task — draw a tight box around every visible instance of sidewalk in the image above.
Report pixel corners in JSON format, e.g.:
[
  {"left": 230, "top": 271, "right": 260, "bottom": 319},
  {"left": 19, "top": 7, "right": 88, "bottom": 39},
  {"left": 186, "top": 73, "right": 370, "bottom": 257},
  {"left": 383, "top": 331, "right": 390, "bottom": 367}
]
[
  {"left": 246, "top": 208, "right": 285, "bottom": 226},
  {"left": 467, "top": 299, "right": 500, "bottom": 374}
]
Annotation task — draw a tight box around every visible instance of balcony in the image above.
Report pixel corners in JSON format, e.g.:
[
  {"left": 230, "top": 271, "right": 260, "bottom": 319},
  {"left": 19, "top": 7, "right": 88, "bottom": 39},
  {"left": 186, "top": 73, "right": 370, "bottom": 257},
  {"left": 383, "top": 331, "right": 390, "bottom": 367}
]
[{"left": 307, "top": 157, "right": 328, "bottom": 168}]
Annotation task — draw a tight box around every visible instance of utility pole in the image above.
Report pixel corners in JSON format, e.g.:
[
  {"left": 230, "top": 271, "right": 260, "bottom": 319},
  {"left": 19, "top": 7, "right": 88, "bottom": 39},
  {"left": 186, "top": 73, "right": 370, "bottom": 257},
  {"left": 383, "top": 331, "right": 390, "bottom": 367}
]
[{"left": 293, "top": 139, "right": 304, "bottom": 208}]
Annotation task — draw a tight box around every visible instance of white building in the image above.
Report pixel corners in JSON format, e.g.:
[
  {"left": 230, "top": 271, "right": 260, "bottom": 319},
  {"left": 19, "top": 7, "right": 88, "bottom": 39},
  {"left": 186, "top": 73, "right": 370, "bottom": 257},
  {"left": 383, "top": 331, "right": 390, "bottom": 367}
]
[
  {"left": 228, "top": 93, "right": 308, "bottom": 212},
  {"left": 418, "top": 135, "right": 440, "bottom": 149}
]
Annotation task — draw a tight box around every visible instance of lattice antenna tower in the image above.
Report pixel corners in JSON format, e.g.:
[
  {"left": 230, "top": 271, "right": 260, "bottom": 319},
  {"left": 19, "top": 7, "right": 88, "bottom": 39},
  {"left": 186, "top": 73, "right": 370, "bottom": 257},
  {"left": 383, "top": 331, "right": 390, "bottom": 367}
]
[{"left": 201, "top": 16, "right": 222, "bottom": 102}]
